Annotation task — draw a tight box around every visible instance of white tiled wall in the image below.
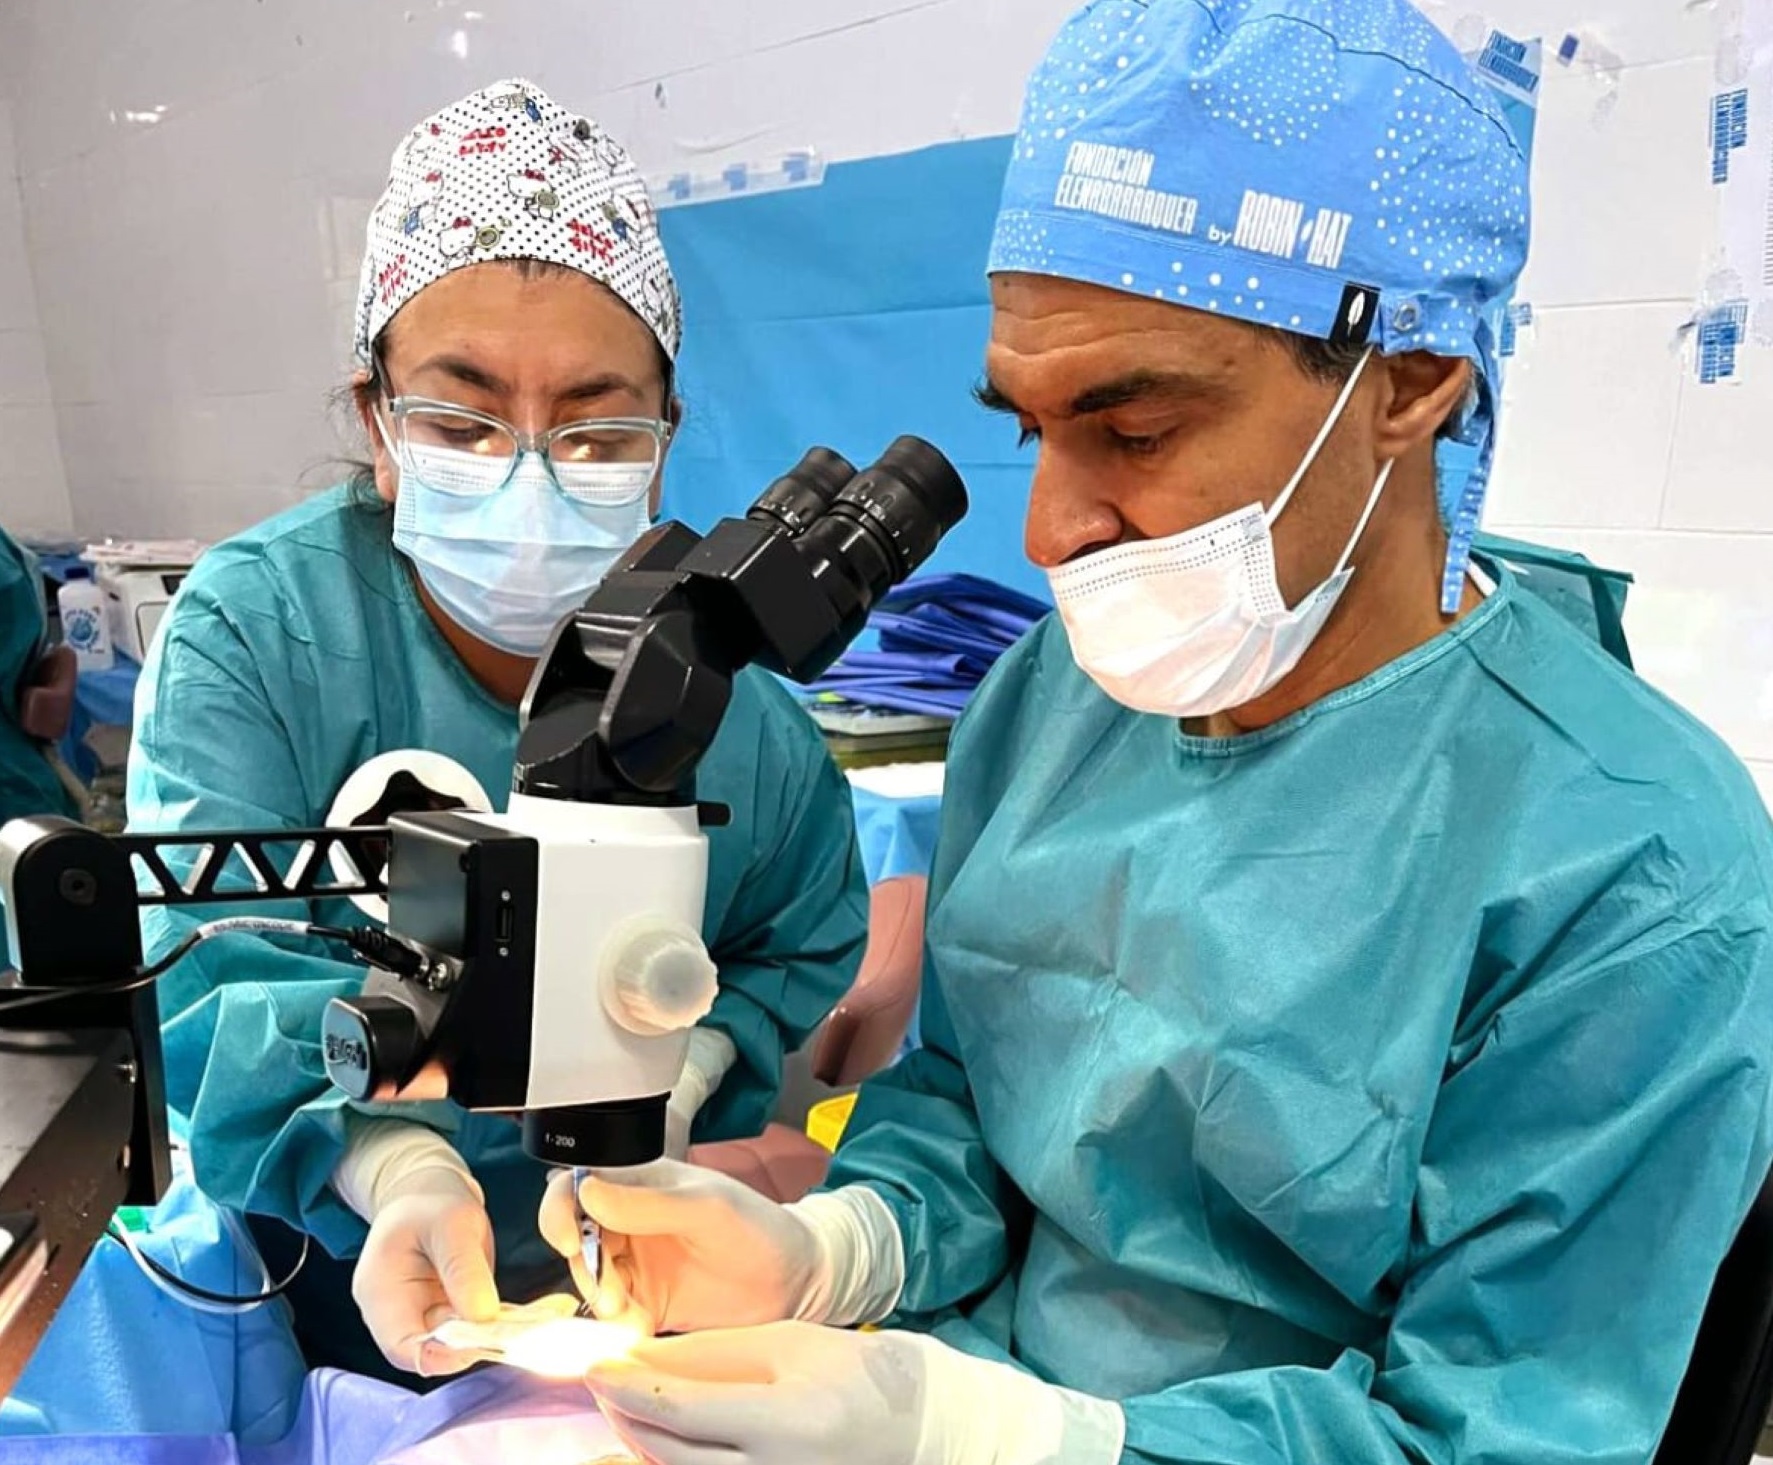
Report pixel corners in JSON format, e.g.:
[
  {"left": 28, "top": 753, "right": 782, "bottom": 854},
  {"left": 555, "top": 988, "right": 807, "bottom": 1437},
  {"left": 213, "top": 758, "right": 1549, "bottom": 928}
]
[
  {"left": 0, "top": 0, "right": 1076, "bottom": 543},
  {"left": 1470, "top": 6, "right": 1773, "bottom": 801},
  {"left": 0, "top": 0, "right": 1768, "bottom": 794},
  {"left": 0, "top": 99, "right": 72, "bottom": 538}
]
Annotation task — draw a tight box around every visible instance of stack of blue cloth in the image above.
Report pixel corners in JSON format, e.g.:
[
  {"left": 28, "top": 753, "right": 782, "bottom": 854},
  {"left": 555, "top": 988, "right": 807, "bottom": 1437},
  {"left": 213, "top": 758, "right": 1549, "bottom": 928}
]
[{"left": 809, "top": 573, "right": 1048, "bottom": 717}]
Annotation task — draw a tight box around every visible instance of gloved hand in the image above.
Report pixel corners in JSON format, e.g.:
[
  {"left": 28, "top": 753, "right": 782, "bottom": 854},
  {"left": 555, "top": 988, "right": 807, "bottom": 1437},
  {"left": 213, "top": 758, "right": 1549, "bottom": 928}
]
[
  {"left": 537, "top": 1158, "right": 903, "bottom": 1334},
  {"left": 334, "top": 1116, "right": 501, "bottom": 1376},
  {"left": 586, "top": 1322, "right": 1127, "bottom": 1465},
  {"left": 663, "top": 1028, "right": 738, "bottom": 1162}
]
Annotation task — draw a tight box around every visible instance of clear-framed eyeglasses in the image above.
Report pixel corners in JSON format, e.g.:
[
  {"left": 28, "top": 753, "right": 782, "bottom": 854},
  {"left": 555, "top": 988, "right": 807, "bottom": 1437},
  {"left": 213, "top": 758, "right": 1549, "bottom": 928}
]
[{"left": 381, "top": 396, "right": 672, "bottom": 507}]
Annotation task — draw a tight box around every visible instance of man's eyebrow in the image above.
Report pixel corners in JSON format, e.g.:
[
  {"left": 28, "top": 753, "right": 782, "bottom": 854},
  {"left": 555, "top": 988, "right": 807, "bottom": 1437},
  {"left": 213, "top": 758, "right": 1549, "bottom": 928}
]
[
  {"left": 971, "top": 370, "right": 1218, "bottom": 419},
  {"left": 972, "top": 378, "right": 1020, "bottom": 415},
  {"left": 1067, "top": 370, "right": 1214, "bottom": 416}
]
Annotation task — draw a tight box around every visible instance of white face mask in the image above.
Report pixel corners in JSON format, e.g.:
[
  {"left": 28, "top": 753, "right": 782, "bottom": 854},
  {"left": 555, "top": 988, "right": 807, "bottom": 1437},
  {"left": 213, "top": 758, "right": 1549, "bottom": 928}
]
[
  {"left": 387, "top": 436, "right": 654, "bottom": 656},
  {"left": 1047, "top": 347, "right": 1391, "bottom": 719}
]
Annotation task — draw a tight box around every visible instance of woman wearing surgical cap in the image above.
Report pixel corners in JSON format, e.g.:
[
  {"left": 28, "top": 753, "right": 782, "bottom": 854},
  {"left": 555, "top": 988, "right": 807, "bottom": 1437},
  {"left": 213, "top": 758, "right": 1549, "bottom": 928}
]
[{"left": 125, "top": 81, "right": 865, "bottom": 1384}]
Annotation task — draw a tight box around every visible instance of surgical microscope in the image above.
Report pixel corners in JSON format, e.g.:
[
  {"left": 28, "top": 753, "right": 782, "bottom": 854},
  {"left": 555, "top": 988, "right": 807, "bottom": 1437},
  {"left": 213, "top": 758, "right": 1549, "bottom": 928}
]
[{"left": 0, "top": 435, "right": 967, "bottom": 1395}]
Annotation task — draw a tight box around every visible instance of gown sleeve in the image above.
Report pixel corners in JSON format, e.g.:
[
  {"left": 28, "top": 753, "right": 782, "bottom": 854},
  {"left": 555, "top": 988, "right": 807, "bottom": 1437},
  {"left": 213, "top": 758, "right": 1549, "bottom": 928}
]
[
  {"left": 129, "top": 580, "right": 461, "bottom": 1257},
  {"left": 690, "top": 676, "right": 869, "bottom": 1141}
]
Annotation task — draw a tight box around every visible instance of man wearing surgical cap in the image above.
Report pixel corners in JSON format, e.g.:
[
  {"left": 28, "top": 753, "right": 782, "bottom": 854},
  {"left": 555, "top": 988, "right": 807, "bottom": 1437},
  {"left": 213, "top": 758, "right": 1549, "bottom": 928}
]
[
  {"left": 126, "top": 81, "right": 864, "bottom": 1385},
  {"left": 562, "top": 4, "right": 1773, "bottom": 1463}
]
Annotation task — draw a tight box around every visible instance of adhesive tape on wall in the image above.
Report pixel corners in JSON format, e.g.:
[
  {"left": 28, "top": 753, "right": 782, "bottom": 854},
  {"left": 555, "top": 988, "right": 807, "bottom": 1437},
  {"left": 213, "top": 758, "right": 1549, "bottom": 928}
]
[{"left": 325, "top": 749, "right": 493, "bottom": 921}]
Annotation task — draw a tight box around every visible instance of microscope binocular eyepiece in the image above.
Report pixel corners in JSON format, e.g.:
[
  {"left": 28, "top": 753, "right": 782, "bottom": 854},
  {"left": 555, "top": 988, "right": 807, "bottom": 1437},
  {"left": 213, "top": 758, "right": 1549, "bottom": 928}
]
[{"left": 747, "top": 435, "right": 968, "bottom": 615}]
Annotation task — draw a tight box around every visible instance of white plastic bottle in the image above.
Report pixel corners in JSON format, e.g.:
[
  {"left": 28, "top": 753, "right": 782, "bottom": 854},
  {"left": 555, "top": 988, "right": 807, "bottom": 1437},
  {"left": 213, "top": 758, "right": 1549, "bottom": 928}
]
[{"left": 57, "top": 566, "right": 114, "bottom": 672}]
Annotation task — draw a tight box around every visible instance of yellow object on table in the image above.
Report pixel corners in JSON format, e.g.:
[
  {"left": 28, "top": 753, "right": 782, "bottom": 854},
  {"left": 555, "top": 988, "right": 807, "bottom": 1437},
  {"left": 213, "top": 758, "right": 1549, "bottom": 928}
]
[{"left": 807, "top": 1092, "right": 858, "bottom": 1153}]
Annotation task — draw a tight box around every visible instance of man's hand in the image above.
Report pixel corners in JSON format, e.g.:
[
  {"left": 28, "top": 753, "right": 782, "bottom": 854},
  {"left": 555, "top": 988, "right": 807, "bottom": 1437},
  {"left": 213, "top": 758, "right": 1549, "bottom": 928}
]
[
  {"left": 351, "top": 1167, "right": 501, "bottom": 1376},
  {"left": 538, "top": 1160, "right": 825, "bottom": 1334},
  {"left": 584, "top": 1322, "right": 1127, "bottom": 1465}
]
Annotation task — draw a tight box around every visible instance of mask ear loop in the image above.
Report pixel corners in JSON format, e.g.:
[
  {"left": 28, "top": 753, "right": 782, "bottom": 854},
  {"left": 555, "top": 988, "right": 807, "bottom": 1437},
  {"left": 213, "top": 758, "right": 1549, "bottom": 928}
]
[
  {"left": 1264, "top": 345, "right": 1377, "bottom": 528},
  {"left": 1330, "top": 457, "right": 1396, "bottom": 580}
]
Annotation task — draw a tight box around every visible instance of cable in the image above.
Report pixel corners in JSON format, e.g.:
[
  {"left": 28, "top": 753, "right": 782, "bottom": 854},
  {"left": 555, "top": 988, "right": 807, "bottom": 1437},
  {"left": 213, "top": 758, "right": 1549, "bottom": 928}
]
[
  {"left": 218, "top": 1204, "right": 277, "bottom": 1298},
  {"left": 326, "top": 925, "right": 432, "bottom": 980},
  {"left": 0, "top": 970, "right": 155, "bottom": 1016},
  {"left": 4, "top": 915, "right": 416, "bottom": 1313},
  {"left": 93, "top": 1134, "right": 302, "bottom": 1314},
  {"left": 105, "top": 1220, "right": 310, "bottom": 1313},
  {"left": 0, "top": 917, "right": 430, "bottom": 1016}
]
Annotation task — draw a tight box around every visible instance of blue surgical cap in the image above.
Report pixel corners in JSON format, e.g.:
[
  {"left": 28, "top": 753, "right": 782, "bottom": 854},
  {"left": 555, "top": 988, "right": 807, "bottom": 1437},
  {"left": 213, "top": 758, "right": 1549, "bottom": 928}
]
[{"left": 988, "top": 0, "right": 1531, "bottom": 612}]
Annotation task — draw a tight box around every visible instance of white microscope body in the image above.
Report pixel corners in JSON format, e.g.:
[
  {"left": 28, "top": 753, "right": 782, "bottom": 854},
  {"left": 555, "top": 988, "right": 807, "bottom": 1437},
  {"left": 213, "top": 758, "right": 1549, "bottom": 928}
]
[
  {"left": 500, "top": 793, "right": 712, "bottom": 1115},
  {"left": 323, "top": 750, "right": 718, "bottom": 1157}
]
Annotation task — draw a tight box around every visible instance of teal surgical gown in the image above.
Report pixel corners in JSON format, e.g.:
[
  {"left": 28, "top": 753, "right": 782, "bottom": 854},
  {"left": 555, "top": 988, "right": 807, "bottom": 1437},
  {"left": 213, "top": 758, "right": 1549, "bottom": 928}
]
[
  {"left": 0, "top": 529, "right": 77, "bottom": 968},
  {"left": 829, "top": 567, "right": 1773, "bottom": 1465},
  {"left": 127, "top": 486, "right": 865, "bottom": 1306}
]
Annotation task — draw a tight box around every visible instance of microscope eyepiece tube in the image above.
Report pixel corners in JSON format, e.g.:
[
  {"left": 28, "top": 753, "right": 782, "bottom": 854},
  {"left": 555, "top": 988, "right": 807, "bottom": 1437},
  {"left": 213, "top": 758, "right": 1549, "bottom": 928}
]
[
  {"left": 771, "top": 435, "right": 970, "bottom": 648},
  {"left": 744, "top": 446, "right": 858, "bottom": 540}
]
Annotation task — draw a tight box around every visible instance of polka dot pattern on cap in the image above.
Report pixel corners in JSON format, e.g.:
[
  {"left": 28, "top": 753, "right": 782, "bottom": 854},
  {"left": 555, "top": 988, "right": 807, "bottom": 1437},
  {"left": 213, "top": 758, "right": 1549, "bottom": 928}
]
[{"left": 354, "top": 79, "right": 680, "bottom": 365}]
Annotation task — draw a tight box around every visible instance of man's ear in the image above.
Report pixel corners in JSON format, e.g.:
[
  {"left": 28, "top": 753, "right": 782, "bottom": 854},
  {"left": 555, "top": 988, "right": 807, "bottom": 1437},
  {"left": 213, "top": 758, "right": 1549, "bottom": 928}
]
[{"left": 1373, "top": 353, "right": 1470, "bottom": 459}]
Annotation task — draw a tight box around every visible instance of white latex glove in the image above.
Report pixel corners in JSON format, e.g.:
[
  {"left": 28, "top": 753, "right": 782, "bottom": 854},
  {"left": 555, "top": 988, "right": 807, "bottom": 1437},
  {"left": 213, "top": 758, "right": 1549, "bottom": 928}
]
[
  {"left": 664, "top": 1028, "right": 737, "bottom": 1162},
  {"left": 586, "top": 1322, "right": 1127, "bottom": 1465},
  {"left": 538, "top": 1158, "right": 903, "bottom": 1334},
  {"left": 334, "top": 1116, "right": 501, "bottom": 1376}
]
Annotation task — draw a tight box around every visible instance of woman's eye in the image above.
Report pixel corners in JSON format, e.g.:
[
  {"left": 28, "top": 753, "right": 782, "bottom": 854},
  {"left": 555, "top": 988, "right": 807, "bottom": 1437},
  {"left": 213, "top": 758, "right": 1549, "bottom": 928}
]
[{"left": 1016, "top": 425, "right": 1041, "bottom": 450}]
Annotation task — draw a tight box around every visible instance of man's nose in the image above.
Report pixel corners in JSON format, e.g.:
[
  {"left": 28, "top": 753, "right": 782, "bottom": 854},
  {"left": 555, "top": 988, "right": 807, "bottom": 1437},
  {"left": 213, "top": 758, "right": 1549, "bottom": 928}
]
[{"left": 1023, "top": 454, "right": 1125, "bottom": 570}]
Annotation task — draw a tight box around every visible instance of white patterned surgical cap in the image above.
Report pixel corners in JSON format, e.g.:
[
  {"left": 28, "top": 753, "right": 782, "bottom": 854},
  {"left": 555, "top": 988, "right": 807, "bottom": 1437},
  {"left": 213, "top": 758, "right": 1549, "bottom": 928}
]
[{"left": 355, "top": 78, "right": 681, "bottom": 365}]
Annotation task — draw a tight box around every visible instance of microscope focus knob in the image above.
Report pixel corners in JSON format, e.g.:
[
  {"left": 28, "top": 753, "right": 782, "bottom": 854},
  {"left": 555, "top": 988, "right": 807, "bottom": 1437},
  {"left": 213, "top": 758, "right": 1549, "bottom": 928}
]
[
  {"left": 600, "top": 915, "right": 720, "bottom": 1037},
  {"left": 322, "top": 995, "right": 420, "bottom": 1102}
]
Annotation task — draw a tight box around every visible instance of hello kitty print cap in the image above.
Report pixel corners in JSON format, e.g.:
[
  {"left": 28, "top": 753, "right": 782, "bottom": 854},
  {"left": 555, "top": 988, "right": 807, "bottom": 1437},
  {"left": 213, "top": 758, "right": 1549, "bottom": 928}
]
[{"left": 355, "top": 78, "right": 681, "bottom": 364}]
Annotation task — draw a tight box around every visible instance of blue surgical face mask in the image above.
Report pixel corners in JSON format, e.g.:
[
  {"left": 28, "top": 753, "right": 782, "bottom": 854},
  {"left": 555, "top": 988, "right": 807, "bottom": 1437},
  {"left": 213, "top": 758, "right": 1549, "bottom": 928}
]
[{"left": 390, "top": 440, "right": 653, "bottom": 655}]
